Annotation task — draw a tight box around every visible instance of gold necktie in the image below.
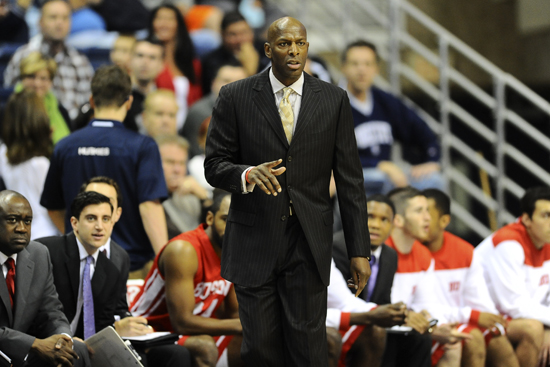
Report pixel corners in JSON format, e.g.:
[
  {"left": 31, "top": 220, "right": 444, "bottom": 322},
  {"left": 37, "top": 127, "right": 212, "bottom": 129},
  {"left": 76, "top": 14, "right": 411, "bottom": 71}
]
[{"left": 279, "top": 87, "right": 294, "bottom": 143}]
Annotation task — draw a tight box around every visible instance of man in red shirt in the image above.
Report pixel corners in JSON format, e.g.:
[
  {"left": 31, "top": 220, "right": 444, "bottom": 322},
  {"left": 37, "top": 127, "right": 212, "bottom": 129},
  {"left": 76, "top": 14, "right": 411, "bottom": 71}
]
[{"left": 131, "top": 191, "right": 242, "bottom": 367}]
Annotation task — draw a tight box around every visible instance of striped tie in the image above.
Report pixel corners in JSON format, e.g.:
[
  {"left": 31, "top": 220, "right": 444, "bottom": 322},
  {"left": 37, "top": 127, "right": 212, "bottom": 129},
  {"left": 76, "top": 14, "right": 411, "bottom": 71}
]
[{"left": 279, "top": 87, "right": 294, "bottom": 143}]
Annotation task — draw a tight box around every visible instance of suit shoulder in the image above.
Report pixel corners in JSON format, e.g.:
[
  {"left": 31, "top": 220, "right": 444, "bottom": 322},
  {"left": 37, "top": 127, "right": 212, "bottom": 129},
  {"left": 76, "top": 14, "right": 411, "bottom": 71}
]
[
  {"left": 26, "top": 240, "right": 51, "bottom": 256},
  {"left": 111, "top": 241, "right": 130, "bottom": 261}
]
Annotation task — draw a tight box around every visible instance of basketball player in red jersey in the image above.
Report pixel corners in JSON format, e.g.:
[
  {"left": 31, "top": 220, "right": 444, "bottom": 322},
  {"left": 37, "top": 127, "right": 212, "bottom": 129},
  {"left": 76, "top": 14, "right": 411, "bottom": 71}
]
[{"left": 131, "top": 191, "right": 243, "bottom": 367}]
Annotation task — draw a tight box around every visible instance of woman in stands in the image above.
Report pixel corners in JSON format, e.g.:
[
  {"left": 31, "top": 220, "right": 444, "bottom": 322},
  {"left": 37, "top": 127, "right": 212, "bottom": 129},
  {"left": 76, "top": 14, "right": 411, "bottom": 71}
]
[
  {"left": 18, "top": 51, "right": 71, "bottom": 145},
  {"left": 149, "top": 5, "right": 202, "bottom": 129},
  {"left": 0, "top": 89, "right": 59, "bottom": 239}
]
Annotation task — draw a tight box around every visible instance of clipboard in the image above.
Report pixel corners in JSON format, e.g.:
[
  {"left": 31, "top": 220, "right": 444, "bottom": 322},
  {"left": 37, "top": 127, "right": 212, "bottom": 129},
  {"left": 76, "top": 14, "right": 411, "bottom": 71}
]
[
  {"left": 0, "top": 350, "right": 11, "bottom": 367},
  {"left": 85, "top": 326, "right": 144, "bottom": 367},
  {"left": 124, "top": 332, "right": 179, "bottom": 349}
]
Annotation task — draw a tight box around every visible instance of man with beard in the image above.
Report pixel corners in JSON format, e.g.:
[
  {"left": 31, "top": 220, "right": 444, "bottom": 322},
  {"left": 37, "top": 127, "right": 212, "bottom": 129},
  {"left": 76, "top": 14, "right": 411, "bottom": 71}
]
[{"left": 130, "top": 191, "right": 243, "bottom": 367}]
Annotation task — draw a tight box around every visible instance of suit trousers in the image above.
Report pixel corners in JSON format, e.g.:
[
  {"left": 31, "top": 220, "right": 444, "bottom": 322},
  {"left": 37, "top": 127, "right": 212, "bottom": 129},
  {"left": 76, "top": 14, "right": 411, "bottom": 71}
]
[
  {"left": 382, "top": 331, "right": 432, "bottom": 367},
  {"left": 234, "top": 215, "right": 328, "bottom": 367}
]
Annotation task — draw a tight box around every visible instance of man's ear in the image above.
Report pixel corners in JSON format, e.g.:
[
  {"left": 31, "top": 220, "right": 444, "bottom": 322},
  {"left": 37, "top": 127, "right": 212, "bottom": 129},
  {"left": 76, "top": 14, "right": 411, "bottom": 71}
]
[
  {"left": 205, "top": 211, "right": 214, "bottom": 226},
  {"left": 393, "top": 213, "right": 404, "bottom": 228},
  {"left": 70, "top": 216, "right": 79, "bottom": 233},
  {"left": 89, "top": 95, "right": 95, "bottom": 109},
  {"left": 264, "top": 42, "right": 271, "bottom": 59},
  {"left": 439, "top": 214, "right": 451, "bottom": 230},
  {"left": 113, "top": 206, "right": 122, "bottom": 224},
  {"left": 521, "top": 212, "right": 531, "bottom": 228},
  {"left": 125, "top": 95, "right": 134, "bottom": 111}
]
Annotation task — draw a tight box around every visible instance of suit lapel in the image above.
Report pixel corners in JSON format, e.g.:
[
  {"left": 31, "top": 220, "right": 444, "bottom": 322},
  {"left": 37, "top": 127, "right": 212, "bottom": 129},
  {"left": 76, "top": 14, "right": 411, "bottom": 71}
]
[
  {"left": 66, "top": 234, "right": 81, "bottom": 303},
  {"left": 13, "top": 246, "right": 34, "bottom": 328},
  {"left": 0, "top": 260, "right": 12, "bottom": 326},
  {"left": 292, "top": 74, "right": 321, "bottom": 142},
  {"left": 92, "top": 252, "right": 108, "bottom": 299},
  {"left": 252, "top": 71, "right": 289, "bottom": 148},
  {"left": 371, "top": 246, "right": 387, "bottom": 302}
]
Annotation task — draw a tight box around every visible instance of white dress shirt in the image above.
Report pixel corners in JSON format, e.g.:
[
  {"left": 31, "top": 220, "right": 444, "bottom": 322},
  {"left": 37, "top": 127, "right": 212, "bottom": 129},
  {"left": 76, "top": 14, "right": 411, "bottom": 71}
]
[{"left": 0, "top": 251, "right": 17, "bottom": 279}]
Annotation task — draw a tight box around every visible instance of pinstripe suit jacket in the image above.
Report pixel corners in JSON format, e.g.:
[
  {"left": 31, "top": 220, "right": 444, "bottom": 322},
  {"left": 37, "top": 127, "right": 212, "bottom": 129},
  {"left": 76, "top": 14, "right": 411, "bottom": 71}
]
[{"left": 205, "top": 69, "right": 370, "bottom": 287}]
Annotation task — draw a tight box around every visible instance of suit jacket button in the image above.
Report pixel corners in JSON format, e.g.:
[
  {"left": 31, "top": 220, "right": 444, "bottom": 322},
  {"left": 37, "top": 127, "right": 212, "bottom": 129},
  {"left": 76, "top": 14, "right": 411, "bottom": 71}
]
[
  {"left": 288, "top": 156, "right": 292, "bottom": 162},
  {"left": 281, "top": 215, "right": 287, "bottom": 221}
]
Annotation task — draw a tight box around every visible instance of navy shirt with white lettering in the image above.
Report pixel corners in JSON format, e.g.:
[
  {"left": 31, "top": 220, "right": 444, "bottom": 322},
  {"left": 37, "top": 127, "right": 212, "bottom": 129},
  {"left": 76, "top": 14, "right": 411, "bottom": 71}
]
[
  {"left": 351, "top": 87, "right": 440, "bottom": 168},
  {"left": 41, "top": 119, "right": 168, "bottom": 270}
]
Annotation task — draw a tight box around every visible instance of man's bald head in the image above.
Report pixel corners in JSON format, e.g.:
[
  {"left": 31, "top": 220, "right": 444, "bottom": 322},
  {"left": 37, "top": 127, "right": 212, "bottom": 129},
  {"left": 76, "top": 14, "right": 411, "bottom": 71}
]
[
  {"left": 0, "top": 190, "right": 27, "bottom": 207},
  {"left": 264, "top": 17, "right": 309, "bottom": 87},
  {"left": 267, "top": 17, "right": 307, "bottom": 44},
  {"left": 0, "top": 190, "right": 32, "bottom": 256}
]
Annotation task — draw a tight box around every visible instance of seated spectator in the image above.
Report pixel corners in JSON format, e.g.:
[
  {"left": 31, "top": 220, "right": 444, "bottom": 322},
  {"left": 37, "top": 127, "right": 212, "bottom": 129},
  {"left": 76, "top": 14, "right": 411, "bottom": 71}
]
[
  {"left": 72, "top": 36, "right": 165, "bottom": 132},
  {"left": 181, "top": 61, "right": 247, "bottom": 158},
  {"left": 0, "top": 0, "right": 30, "bottom": 43},
  {"left": 201, "top": 11, "right": 270, "bottom": 95},
  {"left": 0, "top": 90, "right": 59, "bottom": 239},
  {"left": 332, "top": 194, "right": 433, "bottom": 367},
  {"left": 3, "top": 0, "right": 94, "bottom": 119},
  {"left": 340, "top": 40, "right": 444, "bottom": 196},
  {"left": 422, "top": 189, "right": 521, "bottom": 367},
  {"left": 141, "top": 89, "right": 178, "bottom": 137},
  {"left": 155, "top": 134, "right": 208, "bottom": 239},
  {"left": 110, "top": 33, "right": 136, "bottom": 72},
  {"left": 17, "top": 51, "right": 70, "bottom": 144},
  {"left": 0, "top": 190, "right": 90, "bottom": 367},
  {"left": 149, "top": 4, "right": 202, "bottom": 129},
  {"left": 476, "top": 186, "right": 550, "bottom": 367},
  {"left": 131, "top": 191, "right": 244, "bottom": 367}
]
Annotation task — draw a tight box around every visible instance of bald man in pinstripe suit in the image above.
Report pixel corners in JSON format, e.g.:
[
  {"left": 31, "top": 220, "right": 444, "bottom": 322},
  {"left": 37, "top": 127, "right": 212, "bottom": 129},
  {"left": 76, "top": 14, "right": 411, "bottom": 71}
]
[{"left": 204, "top": 17, "right": 371, "bottom": 367}]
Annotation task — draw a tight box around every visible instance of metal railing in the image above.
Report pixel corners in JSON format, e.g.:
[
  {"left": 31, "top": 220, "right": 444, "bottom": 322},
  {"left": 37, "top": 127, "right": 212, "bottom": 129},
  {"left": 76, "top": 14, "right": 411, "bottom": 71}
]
[{"left": 271, "top": 0, "right": 550, "bottom": 239}]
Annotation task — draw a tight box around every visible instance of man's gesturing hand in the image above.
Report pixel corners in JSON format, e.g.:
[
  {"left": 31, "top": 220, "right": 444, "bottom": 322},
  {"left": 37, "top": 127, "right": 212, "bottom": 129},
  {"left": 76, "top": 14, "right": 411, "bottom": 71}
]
[
  {"left": 247, "top": 159, "right": 286, "bottom": 196},
  {"left": 349, "top": 257, "right": 371, "bottom": 297}
]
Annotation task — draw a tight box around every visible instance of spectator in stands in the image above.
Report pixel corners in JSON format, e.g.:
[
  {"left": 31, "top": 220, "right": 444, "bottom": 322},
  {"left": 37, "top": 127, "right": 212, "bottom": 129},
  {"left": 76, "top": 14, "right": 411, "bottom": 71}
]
[
  {"left": 40, "top": 65, "right": 169, "bottom": 278},
  {"left": 110, "top": 33, "right": 136, "bottom": 73},
  {"left": 422, "top": 188, "right": 521, "bottom": 367},
  {"left": 131, "top": 191, "right": 244, "bottom": 367},
  {"left": 18, "top": 51, "right": 70, "bottom": 144},
  {"left": 3, "top": 0, "right": 94, "bottom": 119},
  {"left": 340, "top": 40, "right": 443, "bottom": 196},
  {"left": 181, "top": 61, "right": 247, "bottom": 158},
  {"left": 155, "top": 134, "right": 208, "bottom": 239},
  {"left": 332, "top": 194, "right": 433, "bottom": 367},
  {"left": 200, "top": 11, "right": 270, "bottom": 95},
  {"left": 0, "top": 90, "right": 59, "bottom": 239},
  {"left": 141, "top": 89, "right": 178, "bottom": 137},
  {"left": 0, "top": 0, "right": 31, "bottom": 43},
  {"left": 476, "top": 186, "right": 550, "bottom": 367},
  {"left": 0, "top": 190, "right": 91, "bottom": 367},
  {"left": 149, "top": 4, "right": 202, "bottom": 129},
  {"left": 72, "top": 36, "right": 165, "bottom": 132}
]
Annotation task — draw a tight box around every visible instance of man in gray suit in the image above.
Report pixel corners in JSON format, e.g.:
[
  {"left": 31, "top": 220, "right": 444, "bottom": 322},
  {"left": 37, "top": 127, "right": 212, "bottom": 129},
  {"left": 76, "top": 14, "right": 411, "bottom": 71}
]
[
  {"left": 205, "top": 17, "right": 371, "bottom": 367},
  {"left": 0, "top": 190, "right": 89, "bottom": 367}
]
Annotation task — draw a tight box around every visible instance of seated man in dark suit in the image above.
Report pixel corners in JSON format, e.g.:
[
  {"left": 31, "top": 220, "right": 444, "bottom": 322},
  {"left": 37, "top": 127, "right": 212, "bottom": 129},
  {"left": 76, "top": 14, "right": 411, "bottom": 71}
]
[
  {"left": 332, "top": 194, "right": 432, "bottom": 367},
  {"left": 0, "top": 190, "right": 90, "bottom": 367},
  {"left": 79, "top": 176, "right": 191, "bottom": 367},
  {"left": 36, "top": 191, "right": 128, "bottom": 339}
]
